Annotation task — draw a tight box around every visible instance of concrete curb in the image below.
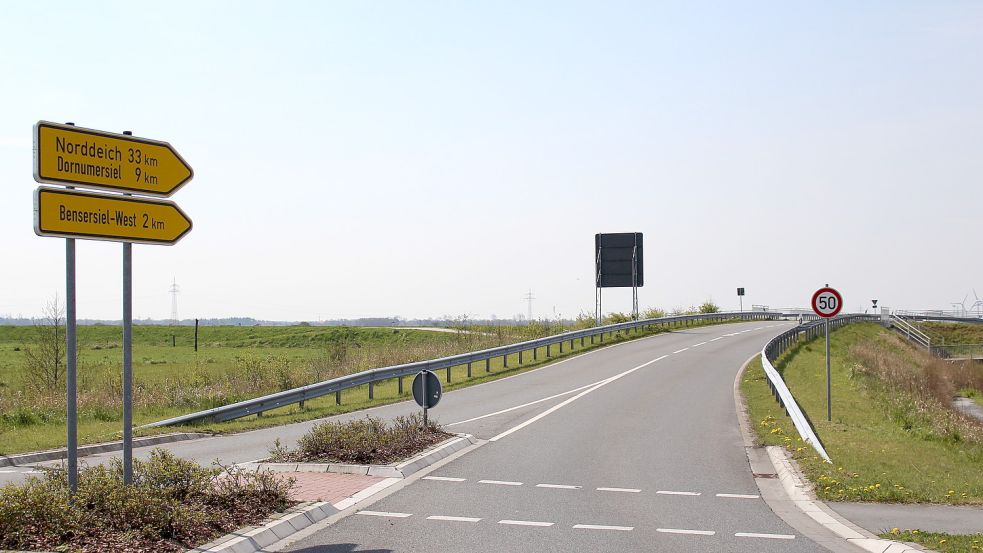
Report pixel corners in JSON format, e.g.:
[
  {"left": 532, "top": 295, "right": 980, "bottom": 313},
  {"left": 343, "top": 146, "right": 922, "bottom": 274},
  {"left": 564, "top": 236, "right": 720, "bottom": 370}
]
[
  {"left": 766, "top": 446, "right": 931, "bottom": 553},
  {"left": 194, "top": 433, "right": 478, "bottom": 553},
  {"left": 0, "top": 432, "right": 212, "bottom": 468},
  {"left": 239, "top": 433, "right": 478, "bottom": 478},
  {"left": 186, "top": 501, "right": 339, "bottom": 553}
]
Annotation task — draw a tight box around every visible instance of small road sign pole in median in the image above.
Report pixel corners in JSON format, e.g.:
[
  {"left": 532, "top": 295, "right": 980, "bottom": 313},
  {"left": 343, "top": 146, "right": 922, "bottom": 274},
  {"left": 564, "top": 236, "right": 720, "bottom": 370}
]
[{"left": 812, "top": 286, "right": 843, "bottom": 422}]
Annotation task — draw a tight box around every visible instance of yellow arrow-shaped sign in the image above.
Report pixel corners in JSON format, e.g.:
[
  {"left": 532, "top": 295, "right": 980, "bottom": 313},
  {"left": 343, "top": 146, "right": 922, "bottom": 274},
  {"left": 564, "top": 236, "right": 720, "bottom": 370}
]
[
  {"left": 34, "top": 187, "right": 193, "bottom": 245},
  {"left": 34, "top": 121, "right": 193, "bottom": 197}
]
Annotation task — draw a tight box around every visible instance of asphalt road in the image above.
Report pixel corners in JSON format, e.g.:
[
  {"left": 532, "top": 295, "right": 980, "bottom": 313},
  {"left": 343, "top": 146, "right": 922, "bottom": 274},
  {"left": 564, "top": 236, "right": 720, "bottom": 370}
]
[{"left": 274, "top": 320, "right": 832, "bottom": 553}]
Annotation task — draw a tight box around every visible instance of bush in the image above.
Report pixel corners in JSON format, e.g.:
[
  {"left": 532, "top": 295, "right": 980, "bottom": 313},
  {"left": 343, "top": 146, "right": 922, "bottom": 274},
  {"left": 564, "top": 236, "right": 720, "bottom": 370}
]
[
  {"left": 699, "top": 300, "right": 720, "bottom": 314},
  {"left": 0, "top": 449, "right": 293, "bottom": 553},
  {"left": 272, "top": 414, "right": 450, "bottom": 465}
]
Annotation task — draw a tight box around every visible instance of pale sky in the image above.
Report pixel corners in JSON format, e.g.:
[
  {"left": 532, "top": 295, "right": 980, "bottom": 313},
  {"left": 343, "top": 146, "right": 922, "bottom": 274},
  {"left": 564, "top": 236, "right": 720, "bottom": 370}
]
[{"left": 1, "top": 1, "right": 981, "bottom": 321}]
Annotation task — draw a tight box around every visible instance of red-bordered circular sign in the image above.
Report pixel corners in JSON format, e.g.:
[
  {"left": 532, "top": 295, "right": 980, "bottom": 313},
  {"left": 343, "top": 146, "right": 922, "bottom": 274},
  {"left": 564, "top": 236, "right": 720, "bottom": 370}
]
[{"left": 811, "top": 287, "right": 843, "bottom": 318}]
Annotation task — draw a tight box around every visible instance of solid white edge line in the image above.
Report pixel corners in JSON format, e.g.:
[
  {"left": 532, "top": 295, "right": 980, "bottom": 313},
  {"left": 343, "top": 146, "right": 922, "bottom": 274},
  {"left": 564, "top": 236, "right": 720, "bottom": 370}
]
[
  {"left": 657, "top": 528, "right": 715, "bottom": 535},
  {"left": 691, "top": 341, "right": 707, "bottom": 347},
  {"left": 357, "top": 511, "right": 412, "bottom": 518},
  {"left": 479, "top": 479, "right": 523, "bottom": 486},
  {"left": 488, "top": 355, "right": 668, "bottom": 442},
  {"left": 672, "top": 348, "right": 689, "bottom": 354},
  {"left": 573, "top": 524, "right": 634, "bottom": 531},
  {"left": 710, "top": 337, "right": 723, "bottom": 341},
  {"left": 716, "top": 493, "right": 759, "bottom": 499},
  {"left": 597, "top": 487, "right": 641, "bottom": 493},
  {"left": 427, "top": 515, "right": 481, "bottom": 522},
  {"left": 333, "top": 477, "right": 401, "bottom": 510},
  {"left": 656, "top": 490, "right": 701, "bottom": 496},
  {"left": 423, "top": 476, "right": 466, "bottom": 482},
  {"left": 498, "top": 519, "right": 554, "bottom": 527},
  {"left": 536, "top": 483, "right": 582, "bottom": 489},
  {"left": 445, "top": 380, "right": 603, "bottom": 426},
  {"left": 735, "top": 532, "right": 796, "bottom": 539}
]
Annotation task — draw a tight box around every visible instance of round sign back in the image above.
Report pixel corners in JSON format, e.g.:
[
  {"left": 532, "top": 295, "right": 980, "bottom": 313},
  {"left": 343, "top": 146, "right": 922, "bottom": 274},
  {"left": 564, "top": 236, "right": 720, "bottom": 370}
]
[
  {"left": 412, "top": 370, "right": 442, "bottom": 409},
  {"left": 812, "top": 287, "right": 843, "bottom": 318}
]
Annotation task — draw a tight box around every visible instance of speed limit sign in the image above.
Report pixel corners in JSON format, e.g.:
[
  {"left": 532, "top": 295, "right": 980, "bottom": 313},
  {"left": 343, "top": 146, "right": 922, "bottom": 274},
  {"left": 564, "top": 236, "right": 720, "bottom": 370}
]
[{"left": 812, "top": 287, "right": 843, "bottom": 318}]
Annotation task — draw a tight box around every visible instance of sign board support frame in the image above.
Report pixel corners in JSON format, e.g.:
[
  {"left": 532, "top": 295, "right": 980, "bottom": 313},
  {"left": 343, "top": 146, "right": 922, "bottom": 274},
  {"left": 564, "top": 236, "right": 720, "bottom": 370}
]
[
  {"left": 595, "top": 247, "right": 603, "bottom": 326},
  {"left": 825, "top": 318, "right": 831, "bottom": 422}
]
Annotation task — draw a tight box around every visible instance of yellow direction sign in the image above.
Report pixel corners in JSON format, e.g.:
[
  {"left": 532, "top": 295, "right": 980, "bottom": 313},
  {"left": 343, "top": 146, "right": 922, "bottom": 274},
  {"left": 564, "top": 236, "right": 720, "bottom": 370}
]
[
  {"left": 34, "top": 187, "right": 193, "bottom": 245},
  {"left": 34, "top": 121, "right": 193, "bottom": 197}
]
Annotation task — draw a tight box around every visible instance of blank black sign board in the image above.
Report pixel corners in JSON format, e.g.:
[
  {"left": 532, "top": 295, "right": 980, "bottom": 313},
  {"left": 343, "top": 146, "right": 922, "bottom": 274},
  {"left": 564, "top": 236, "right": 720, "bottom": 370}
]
[
  {"left": 737, "top": 288, "right": 745, "bottom": 296},
  {"left": 412, "top": 370, "right": 442, "bottom": 409},
  {"left": 595, "top": 233, "right": 643, "bottom": 288}
]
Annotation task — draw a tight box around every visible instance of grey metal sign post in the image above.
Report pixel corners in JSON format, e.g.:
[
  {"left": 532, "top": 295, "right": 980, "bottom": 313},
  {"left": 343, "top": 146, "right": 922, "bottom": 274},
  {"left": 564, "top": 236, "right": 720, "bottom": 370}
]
[
  {"left": 812, "top": 286, "right": 843, "bottom": 422},
  {"left": 66, "top": 232, "right": 78, "bottom": 494}
]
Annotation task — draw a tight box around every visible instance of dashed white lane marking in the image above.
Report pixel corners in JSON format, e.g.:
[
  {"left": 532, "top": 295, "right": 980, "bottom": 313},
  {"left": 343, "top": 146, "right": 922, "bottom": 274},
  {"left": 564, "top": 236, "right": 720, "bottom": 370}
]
[
  {"left": 358, "top": 511, "right": 412, "bottom": 518},
  {"left": 691, "top": 341, "right": 707, "bottom": 348},
  {"left": 658, "top": 528, "right": 715, "bottom": 536},
  {"left": 657, "top": 490, "right": 701, "bottom": 496},
  {"left": 736, "top": 532, "right": 796, "bottom": 540},
  {"left": 537, "top": 483, "right": 582, "bottom": 489},
  {"left": 754, "top": 327, "right": 764, "bottom": 330},
  {"left": 574, "top": 524, "right": 634, "bottom": 531},
  {"left": 710, "top": 337, "right": 724, "bottom": 342},
  {"left": 428, "top": 515, "right": 481, "bottom": 522},
  {"left": 479, "top": 479, "right": 523, "bottom": 486},
  {"left": 446, "top": 379, "right": 604, "bottom": 426},
  {"left": 723, "top": 333, "right": 739, "bottom": 337},
  {"left": 423, "top": 476, "right": 466, "bottom": 482},
  {"left": 498, "top": 519, "right": 554, "bottom": 527},
  {"left": 672, "top": 348, "right": 689, "bottom": 354},
  {"left": 597, "top": 487, "right": 641, "bottom": 493},
  {"left": 0, "top": 470, "right": 16, "bottom": 473},
  {"left": 489, "top": 354, "right": 669, "bottom": 442},
  {"left": 716, "top": 493, "right": 759, "bottom": 499}
]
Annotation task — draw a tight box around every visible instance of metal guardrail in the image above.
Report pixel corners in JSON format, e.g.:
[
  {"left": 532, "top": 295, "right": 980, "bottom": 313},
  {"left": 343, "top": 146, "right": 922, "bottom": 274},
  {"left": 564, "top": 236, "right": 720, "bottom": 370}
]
[
  {"left": 144, "top": 311, "right": 786, "bottom": 428},
  {"left": 892, "top": 311, "right": 983, "bottom": 324},
  {"left": 890, "top": 315, "right": 932, "bottom": 350},
  {"left": 759, "top": 314, "right": 880, "bottom": 463}
]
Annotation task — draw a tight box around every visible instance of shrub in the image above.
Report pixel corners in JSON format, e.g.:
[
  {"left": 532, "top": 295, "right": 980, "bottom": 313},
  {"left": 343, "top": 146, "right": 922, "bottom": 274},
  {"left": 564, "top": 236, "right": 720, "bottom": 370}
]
[
  {"left": 272, "top": 414, "right": 450, "bottom": 465},
  {"left": 0, "top": 448, "right": 293, "bottom": 553}
]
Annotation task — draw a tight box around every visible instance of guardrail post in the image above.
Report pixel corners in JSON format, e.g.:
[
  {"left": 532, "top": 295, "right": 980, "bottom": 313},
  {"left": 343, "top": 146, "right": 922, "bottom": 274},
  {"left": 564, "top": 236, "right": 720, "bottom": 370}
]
[
  {"left": 486, "top": 358, "right": 491, "bottom": 372},
  {"left": 519, "top": 351, "right": 524, "bottom": 364},
  {"left": 590, "top": 334, "right": 594, "bottom": 344},
  {"left": 299, "top": 399, "right": 305, "bottom": 410},
  {"left": 368, "top": 381, "right": 374, "bottom": 400},
  {"left": 570, "top": 338, "right": 575, "bottom": 349},
  {"left": 446, "top": 367, "right": 452, "bottom": 383},
  {"left": 398, "top": 376, "right": 404, "bottom": 394},
  {"left": 533, "top": 347, "right": 538, "bottom": 361},
  {"left": 581, "top": 336, "right": 585, "bottom": 347},
  {"left": 336, "top": 391, "right": 341, "bottom": 404},
  {"left": 503, "top": 354, "right": 508, "bottom": 368},
  {"left": 560, "top": 341, "right": 564, "bottom": 353},
  {"left": 467, "top": 362, "right": 472, "bottom": 377}
]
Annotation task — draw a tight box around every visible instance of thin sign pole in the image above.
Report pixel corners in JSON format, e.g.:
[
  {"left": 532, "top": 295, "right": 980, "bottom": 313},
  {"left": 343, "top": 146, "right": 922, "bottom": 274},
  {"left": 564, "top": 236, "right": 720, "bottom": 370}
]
[
  {"left": 66, "top": 236, "right": 78, "bottom": 494},
  {"left": 825, "top": 318, "right": 831, "bottom": 422},
  {"left": 121, "top": 129, "right": 134, "bottom": 485},
  {"left": 422, "top": 372, "right": 428, "bottom": 427},
  {"left": 122, "top": 241, "right": 133, "bottom": 484}
]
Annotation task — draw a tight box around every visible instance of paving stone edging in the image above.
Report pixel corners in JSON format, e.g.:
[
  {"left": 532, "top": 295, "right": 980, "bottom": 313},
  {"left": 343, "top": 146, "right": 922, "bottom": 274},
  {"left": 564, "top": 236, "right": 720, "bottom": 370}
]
[
  {"left": 0, "top": 432, "right": 212, "bottom": 468},
  {"left": 187, "top": 501, "right": 338, "bottom": 553},
  {"left": 238, "top": 433, "right": 478, "bottom": 478},
  {"left": 192, "top": 433, "right": 477, "bottom": 553}
]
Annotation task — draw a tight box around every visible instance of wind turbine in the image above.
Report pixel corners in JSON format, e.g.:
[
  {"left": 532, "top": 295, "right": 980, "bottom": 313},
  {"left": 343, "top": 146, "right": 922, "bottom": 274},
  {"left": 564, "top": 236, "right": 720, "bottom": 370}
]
[
  {"left": 971, "top": 289, "right": 983, "bottom": 318},
  {"left": 951, "top": 294, "right": 969, "bottom": 317}
]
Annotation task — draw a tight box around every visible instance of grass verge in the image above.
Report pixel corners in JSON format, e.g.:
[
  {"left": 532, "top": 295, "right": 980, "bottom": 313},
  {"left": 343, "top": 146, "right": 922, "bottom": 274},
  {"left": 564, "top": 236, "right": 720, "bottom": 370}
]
[
  {"left": 741, "top": 323, "right": 983, "bottom": 504},
  {"left": 879, "top": 530, "right": 983, "bottom": 553},
  {"left": 0, "top": 449, "right": 293, "bottom": 553},
  {"left": 269, "top": 414, "right": 450, "bottom": 465}
]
